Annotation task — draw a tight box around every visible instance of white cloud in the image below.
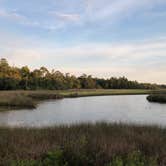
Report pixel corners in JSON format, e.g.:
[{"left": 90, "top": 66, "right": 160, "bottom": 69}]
[
  {"left": 0, "top": 29, "right": 165, "bottom": 83},
  {"left": 50, "top": 11, "right": 80, "bottom": 22}
]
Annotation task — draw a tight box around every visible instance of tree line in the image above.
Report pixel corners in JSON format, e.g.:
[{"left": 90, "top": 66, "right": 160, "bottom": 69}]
[{"left": 0, "top": 58, "right": 164, "bottom": 90}]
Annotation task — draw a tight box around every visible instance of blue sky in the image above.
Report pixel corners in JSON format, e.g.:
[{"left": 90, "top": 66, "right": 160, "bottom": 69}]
[{"left": 0, "top": 0, "right": 166, "bottom": 84}]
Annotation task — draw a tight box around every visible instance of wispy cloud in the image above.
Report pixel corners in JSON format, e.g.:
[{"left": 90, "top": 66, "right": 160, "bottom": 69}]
[
  {"left": 0, "top": 8, "right": 41, "bottom": 27},
  {"left": 85, "top": 0, "right": 166, "bottom": 22},
  {"left": 49, "top": 11, "right": 80, "bottom": 22},
  {"left": 0, "top": 0, "right": 166, "bottom": 31},
  {"left": 0, "top": 9, "right": 25, "bottom": 21},
  {"left": 0, "top": 8, "right": 80, "bottom": 31}
]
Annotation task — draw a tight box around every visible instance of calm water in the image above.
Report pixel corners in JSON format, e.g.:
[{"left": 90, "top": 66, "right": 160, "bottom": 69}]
[{"left": 0, "top": 95, "right": 166, "bottom": 127}]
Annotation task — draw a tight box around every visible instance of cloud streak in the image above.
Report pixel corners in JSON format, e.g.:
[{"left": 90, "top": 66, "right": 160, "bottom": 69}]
[{"left": 50, "top": 11, "right": 80, "bottom": 22}]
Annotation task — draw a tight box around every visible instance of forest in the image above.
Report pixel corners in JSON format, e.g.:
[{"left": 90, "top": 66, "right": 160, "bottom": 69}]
[{"left": 0, "top": 58, "right": 164, "bottom": 90}]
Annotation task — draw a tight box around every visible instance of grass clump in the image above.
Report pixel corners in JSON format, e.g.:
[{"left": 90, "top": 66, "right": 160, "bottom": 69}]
[
  {"left": 0, "top": 91, "right": 64, "bottom": 110},
  {"left": 147, "top": 94, "right": 166, "bottom": 103},
  {"left": 0, "top": 94, "right": 36, "bottom": 109}
]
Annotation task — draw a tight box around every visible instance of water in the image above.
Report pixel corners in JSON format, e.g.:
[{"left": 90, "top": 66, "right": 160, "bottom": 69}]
[{"left": 0, "top": 95, "right": 166, "bottom": 127}]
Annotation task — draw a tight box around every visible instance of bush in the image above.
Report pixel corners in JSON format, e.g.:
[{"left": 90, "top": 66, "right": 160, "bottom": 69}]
[{"left": 147, "top": 94, "right": 166, "bottom": 103}]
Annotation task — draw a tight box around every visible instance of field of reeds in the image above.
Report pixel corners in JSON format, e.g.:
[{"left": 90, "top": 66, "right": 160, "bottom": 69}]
[
  {"left": 0, "top": 89, "right": 153, "bottom": 110},
  {"left": 0, "top": 123, "right": 165, "bottom": 166}
]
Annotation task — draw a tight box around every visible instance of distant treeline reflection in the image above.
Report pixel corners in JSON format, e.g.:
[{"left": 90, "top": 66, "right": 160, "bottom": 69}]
[{"left": 0, "top": 58, "right": 165, "bottom": 90}]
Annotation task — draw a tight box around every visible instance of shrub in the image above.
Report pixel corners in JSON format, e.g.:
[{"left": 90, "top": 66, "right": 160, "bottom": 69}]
[{"left": 147, "top": 94, "right": 166, "bottom": 103}]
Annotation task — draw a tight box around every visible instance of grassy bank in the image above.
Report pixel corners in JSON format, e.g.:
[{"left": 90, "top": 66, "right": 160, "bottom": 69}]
[
  {"left": 0, "top": 123, "right": 165, "bottom": 165},
  {"left": 60, "top": 89, "right": 152, "bottom": 97},
  {"left": 0, "top": 94, "right": 37, "bottom": 110},
  {"left": 0, "top": 91, "right": 63, "bottom": 110},
  {"left": 0, "top": 89, "right": 152, "bottom": 110}
]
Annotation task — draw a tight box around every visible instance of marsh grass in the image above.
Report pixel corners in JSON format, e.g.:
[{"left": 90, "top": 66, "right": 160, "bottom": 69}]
[
  {"left": 26, "top": 92, "right": 63, "bottom": 100},
  {"left": 0, "top": 94, "right": 37, "bottom": 109},
  {"left": 147, "top": 93, "right": 166, "bottom": 103},
  {"left": 0, "top": 91, "right": 63, "bottom": 110},
  {"left": 0, "top": 123, "right": 166, "bottom": 165},
  {"left": 60, "top": 89, "right": 151, "bottom": 97},
  {"left": 0, "top": 89, "right": 152, "bottom": 110}
]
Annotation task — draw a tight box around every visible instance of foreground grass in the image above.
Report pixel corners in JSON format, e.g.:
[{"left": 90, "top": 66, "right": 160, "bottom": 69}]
[
  {"left": 0, "top": 123, "right": 166, "bottom": 166},
  {"left": 0, "top": 89, "right": 152, "bottom": 110}
]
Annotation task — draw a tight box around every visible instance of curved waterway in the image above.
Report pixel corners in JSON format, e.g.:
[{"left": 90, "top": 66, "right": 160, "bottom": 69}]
[{"left": 0, "top": 95, "right": 166, "bottom": 127}]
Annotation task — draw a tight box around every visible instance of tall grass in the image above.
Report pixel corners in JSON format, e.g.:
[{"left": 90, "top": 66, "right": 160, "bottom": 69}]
[
  {"left": 0, "top": 94, "right": 37, "bottom": 109},
  {"left": 0, "top": 123, "right": 166, "bottom": 165},
  {"left": 0, "top": 91, "right": 63, "bottom": 110}
]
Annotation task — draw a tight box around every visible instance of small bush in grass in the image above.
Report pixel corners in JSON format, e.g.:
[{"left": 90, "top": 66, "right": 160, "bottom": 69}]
[
  {"left": 107, "top": 151, "right": 157, "bottom": 166},
  {"left": 42, "top": 149, "right": 68, "bottom": 166}
]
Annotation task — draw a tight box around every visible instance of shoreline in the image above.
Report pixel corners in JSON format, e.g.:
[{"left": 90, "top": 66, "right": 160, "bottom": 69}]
[{"left": 0, "top": 89, "right": 152, "bottom": 110}]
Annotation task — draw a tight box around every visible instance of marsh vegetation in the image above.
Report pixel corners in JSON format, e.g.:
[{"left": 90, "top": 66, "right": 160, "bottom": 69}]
[
  {"left": 0, "top": 89, "right": 152, "bottom": 110},
  {"left": 147, "top": 94, "right": 166, "bottom": 103},
  {"left": 0, "top": 123, "right": 165, "bottom": 166}
]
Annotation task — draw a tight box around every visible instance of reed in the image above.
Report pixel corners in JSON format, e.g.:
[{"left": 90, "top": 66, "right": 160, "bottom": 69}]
[{"left": 0, "top": 123, "right": 165, "bottom": 165}]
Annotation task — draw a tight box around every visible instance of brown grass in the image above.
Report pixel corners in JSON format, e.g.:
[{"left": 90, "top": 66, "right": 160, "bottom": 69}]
[
  {"left": 0, "top": 94, "right": 36, "bottom": 109},
  {"left": 0, "top": 123, "right": 166, "bottom": 165}
]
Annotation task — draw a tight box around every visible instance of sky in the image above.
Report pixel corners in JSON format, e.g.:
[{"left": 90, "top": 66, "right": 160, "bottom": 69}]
[{"left": 0, "top": 0, "right": 166, "bottom": 84}]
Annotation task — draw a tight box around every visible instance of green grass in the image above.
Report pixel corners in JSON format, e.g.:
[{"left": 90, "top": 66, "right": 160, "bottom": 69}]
[
  {"left": 0, "top": 89, "right": 157, "bottom": 110},
  {"left": 59, "top": 89, "right": 152, "bottom": 97},
  {"left": 0, "top": 123, "right": 165, "bottom": 165}
]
